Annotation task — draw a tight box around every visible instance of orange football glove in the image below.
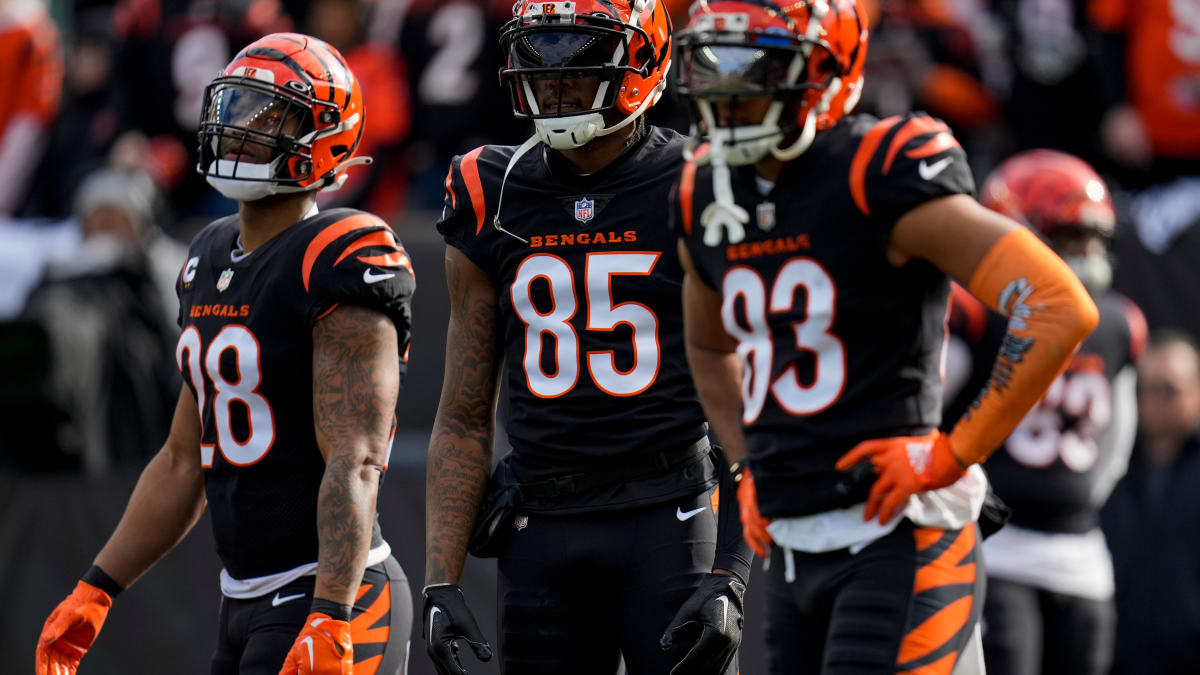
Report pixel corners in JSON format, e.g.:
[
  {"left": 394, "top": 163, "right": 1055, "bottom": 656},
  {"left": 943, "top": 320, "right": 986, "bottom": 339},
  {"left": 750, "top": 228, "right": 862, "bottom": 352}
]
[
  {"left": 835, "top": 431, "right": 966, "bottom": 525},
  {"left": 279, "top": 613, "right": 354, "bottom": 675},
  {"left": 737, "top": 468, "right": 773, "bottom": 558},
  {"left": 36, "top": 581, "right": 112, "bottom": 675}
]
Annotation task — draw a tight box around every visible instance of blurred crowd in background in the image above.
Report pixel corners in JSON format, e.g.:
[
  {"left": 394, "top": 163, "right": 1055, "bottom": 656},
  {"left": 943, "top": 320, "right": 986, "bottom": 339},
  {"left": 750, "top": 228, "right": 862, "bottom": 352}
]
[{"left": 1, "top": 0, "right": 1199, "bottom": 672}]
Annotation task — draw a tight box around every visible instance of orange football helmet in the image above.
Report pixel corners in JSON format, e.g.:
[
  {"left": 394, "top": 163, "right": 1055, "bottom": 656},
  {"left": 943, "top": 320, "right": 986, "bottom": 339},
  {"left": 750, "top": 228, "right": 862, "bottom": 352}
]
[
  {"left": 197, "top": 33, "right": 370, "bottom": 201},
  {"left": 499, "top": 0, "right": 673, "bottom": 149},
  {"left": 677, "top": 0, "right": 869, "bottom": 164},
  {"left": 982, "top": 149, "right": 1116, "bottom": 290}
]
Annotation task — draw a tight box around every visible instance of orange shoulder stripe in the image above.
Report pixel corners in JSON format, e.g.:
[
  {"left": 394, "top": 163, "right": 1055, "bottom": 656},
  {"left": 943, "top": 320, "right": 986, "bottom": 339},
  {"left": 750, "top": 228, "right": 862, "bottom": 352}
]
[
  {"left": 460, "top": 147, "right": 486, "bottom": 235},
  {"left": 443, "top": 164, "right": 457, "bottom": 210},
  {"left": 302, "top": 213, "right": 383, "bottom": 292},
  {"left": 849, "top": 115, "right": 902, "bottom": 217},
  {"left": 679, "top": 143, "right": 709, "bottom": 236},
  {"left": 334, "top": 229, "right": 398, "bottom": 266},
  {"left": 883, "top": 116, "right": 955, "bottom": 174}
]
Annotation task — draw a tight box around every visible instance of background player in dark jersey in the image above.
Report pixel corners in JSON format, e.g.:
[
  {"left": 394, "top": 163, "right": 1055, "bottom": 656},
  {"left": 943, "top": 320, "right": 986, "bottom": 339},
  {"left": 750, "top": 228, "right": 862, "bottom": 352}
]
[
  {"left": 671, "top": 2, "right": 1099, "bottom": 673},
  {"left": 35, "top": 34, "right": 415, "bottom": 675},
  {"left": 422, "top": 1, "right": 751, "bottom": 673},
  {"left": 943, "top": 150, "right": 1147, "bottom": 675}
]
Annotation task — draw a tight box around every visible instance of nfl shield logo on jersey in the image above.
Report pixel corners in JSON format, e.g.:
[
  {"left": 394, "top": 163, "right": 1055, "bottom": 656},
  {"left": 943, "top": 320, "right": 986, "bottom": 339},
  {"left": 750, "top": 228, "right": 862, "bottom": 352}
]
[
  {"left": 575, "top": 198, "right": 595, "bottom": 224},
  {"left": 756, "top": 201, "right": 776, "bottom": 231},
  {"left": 514, "top": 515, "right": 528, "bottom": 531},
  {"left": 216, "top": 268, "right": 235, "bottom": 292}
]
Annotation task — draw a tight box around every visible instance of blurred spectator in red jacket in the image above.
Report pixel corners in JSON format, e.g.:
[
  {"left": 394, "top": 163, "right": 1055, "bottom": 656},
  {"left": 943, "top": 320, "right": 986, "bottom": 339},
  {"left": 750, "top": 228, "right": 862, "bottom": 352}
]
[
  {"left": 0, "top": 0, "right": 62, "bottom": 216},
  {"left": 305, "top": 0, "right": 412, "bottom": 217},
  {"left": 1089, "top": 0, "right": 1200, "bottom": 183}
]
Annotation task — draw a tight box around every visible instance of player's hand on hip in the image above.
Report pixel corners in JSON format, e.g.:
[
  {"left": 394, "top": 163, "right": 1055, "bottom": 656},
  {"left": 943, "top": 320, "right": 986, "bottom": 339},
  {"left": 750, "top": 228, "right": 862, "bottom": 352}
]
[
  {"left": 36, "top": 580, "right": 113, "bottom": 675},
  {"left": 423, "top": 584, "right": 492, "bottom": 675},
  {"left": 279, "top": 613, "right": 354, "bottom": 675},
  {"left": 660, "top": 572, "right": 745, "bottom": 675},
  {"left": 835, "top": 430, "right": 965, "bottom": 525},
  {"left": 736, "top": 468, "right": 773, "bottom": 558}
]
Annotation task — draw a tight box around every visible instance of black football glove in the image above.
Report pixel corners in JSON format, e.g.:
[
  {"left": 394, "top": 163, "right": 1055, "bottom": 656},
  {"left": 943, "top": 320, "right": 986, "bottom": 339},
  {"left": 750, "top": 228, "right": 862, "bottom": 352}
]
[
  {"left": 660, "top": 573, "right": 746, "bottom": 675},
  {"left": 423, "top": 584, "right": 492, "bottom": 675}
]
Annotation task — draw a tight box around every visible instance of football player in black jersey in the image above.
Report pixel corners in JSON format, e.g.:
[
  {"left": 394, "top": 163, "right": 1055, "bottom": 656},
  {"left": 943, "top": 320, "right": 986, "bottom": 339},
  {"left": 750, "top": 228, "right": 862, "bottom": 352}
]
[
  {"left": 422, "top": 1, "right": 751, "bottom": 674},
  {"left": 671, "top": 2, "right": 1099, "bottom": 674},
  {"left": 35, "top": 34, "right": 415, "bottom": 675},
  {"left": 944, "top": 150, "right": 1147, "bottom": 675}
]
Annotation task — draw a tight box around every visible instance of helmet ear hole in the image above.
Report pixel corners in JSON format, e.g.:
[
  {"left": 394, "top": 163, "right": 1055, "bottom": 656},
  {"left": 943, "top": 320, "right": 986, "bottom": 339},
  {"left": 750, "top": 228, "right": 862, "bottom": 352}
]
[
  {"left": 319, "top": 110, "right": 339, "bottom": 126},
  {"left": 331, "top": 145, "right": 349, "bottom": 158}
]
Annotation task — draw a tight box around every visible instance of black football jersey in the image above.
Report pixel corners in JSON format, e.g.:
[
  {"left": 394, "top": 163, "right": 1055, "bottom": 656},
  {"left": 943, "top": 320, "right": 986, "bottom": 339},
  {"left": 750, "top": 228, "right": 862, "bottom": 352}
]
[
  {"left": 675, "top": 113, "right": 975, "bottom": 519},
  {"left": 437, "top": 126, "right": 715, "bottom": 511},
  {"left": 175, "top": 208, "right": 414, "bottom": 580},
  {"left": 948, "top": 288, "right": 1145, "bottom": 533}
]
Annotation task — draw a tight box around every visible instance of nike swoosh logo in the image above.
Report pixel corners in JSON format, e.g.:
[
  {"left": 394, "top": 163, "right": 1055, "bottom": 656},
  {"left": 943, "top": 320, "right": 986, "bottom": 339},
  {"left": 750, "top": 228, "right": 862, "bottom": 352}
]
[
  {"left": 363, "top": 268, "right": 396, "bottom": 284},
  {"left": 428, "top": 606, "right": 441, "bottom": 643},
  {"left": 677, "top": 505, "right": 706, "bottom": 521},
  {"left": 302, "top": 636, "right": 314, "bottom": 668},
  {"left": 717, "top": 595, "right": 729, "bottom": 632},
  {"left": 918, "top": 156, "right": 954, "bottom": 181},
  {"left": 272, "top": 592, "right": 306, "bottom": 607}
]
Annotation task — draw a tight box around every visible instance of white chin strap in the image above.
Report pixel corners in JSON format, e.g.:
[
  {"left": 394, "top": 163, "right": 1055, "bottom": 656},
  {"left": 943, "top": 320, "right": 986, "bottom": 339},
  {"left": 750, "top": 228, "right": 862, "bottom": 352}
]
[
  {"left": 526, "top": 0, "right": 665, "bottom": 150},
  {"left": 205, "top": 155, "right": 373, "bottom": 202},
  {"left": 206, "top": 159, "right": 282, "bottom": 202}
]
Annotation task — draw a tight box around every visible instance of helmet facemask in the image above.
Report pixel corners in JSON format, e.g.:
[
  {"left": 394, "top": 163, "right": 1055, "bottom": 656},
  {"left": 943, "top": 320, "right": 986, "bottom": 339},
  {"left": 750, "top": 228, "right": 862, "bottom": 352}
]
[
  {"left": 500, "top": 1, "right": 667, "bottom": 150},
  {"left": 198, "top": 78, "right": 326, "bottom": 201},
  {"left": 677, "top": 6, "right": 845, "bottom": 167}
]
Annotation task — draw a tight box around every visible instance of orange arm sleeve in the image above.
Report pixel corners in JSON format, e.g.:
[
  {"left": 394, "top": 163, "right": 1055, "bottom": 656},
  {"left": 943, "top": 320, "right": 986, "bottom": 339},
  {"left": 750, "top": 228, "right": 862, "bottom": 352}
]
[{"left": 948, "top": 227, "right": 1100, "bottom": 465}]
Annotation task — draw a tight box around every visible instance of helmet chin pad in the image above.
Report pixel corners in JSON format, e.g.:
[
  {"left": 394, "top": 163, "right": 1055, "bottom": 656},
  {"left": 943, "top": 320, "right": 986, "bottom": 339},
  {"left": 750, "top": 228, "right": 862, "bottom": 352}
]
[{"left": 534, "top": 113, "right": 605, "bottom": 149}]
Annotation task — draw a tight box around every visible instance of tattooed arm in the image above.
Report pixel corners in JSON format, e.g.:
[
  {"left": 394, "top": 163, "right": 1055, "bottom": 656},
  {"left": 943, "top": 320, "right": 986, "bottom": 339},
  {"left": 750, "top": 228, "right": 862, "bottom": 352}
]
[
  {"left": 425, "top": 246, "right": 500, "bottom": 585},
  {"left": 311, "top": 304, "right": 400, "bottom": 605}
]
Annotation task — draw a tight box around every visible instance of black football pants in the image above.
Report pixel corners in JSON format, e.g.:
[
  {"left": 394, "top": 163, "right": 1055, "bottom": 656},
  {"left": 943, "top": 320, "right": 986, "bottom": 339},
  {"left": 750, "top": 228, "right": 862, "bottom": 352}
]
[
  {"left": 211, "top": 556, "right": 412, "bottom": 675},
  {"left": 496, "top": 489, "right": 738, "bottom": 674},
  {"left": 764, "top": 521, "right": 985, "bottom": 675},
  {"left": 982, "top": 576, "right": 1114, "bottom": 675}
]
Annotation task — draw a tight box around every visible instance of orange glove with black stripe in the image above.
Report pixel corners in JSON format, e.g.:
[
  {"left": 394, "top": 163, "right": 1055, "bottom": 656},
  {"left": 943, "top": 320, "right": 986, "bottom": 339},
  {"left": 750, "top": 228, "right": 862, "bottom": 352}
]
[
  {"left": 835, "top": 430, "right": 965, "bottom": 525},
  {"left": 279, "top": 611, "right": 354, "bottom": 675},
  {"left": 36, "top": 580, "right": 113, "bottom": 675},
  {"left": 736, "top": 467, "right": 773, "bottom": 558}
]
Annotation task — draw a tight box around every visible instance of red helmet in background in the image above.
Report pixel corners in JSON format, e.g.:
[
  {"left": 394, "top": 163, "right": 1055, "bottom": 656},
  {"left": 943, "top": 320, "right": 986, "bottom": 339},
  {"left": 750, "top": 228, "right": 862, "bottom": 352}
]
[
  {"left": 499, "top": 0, "right": 673, "bottom": 149},
  {"left": 981, "top": 149, "right": 1115, "bottom": 238},
  {"left": 982, "top": 149, "right": 1117, "bottom": 290},
  {"left": 198, "top": 33, "right": 370, "bottom": 201},
  {"left": 676, "top": 0, "right": 869, "bottom": 165}
]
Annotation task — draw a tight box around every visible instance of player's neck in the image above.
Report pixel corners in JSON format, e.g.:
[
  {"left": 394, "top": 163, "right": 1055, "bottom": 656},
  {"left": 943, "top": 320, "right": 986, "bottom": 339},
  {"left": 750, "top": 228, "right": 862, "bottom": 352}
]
[
  {"left": 238, "top": 192, "right": 318, "bottom": 252},
  {"left": 754, "top": 156, "right": 785, "bottom": 182},
  {"left": 554, "top": 121, "right": 642, "bottom": 175}
]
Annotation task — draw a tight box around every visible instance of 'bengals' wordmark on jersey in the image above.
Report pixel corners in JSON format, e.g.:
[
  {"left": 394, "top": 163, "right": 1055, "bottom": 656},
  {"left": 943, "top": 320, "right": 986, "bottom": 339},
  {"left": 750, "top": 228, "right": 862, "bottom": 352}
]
[
  {"left": 676, "top": 112, "right": 974, "bottom": 518},
  {"left": 176, "top": 208, "right": 414, "bottom": 580},
  {"left": 437, "top": 127, "right": 716, "bottom": 511}
]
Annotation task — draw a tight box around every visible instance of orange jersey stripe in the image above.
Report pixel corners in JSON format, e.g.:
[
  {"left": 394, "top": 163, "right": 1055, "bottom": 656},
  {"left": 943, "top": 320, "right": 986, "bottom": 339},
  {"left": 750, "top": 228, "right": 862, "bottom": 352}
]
[
  {"left": 334, "top": 229, "right": 400, "bottom": 266},
  {"left": 849, "top": 116, "right": 902, "bottom": 216},
  {"left": 883, "top": 116, "right": 954, "bottom": 174},
  {"left": 443, "top": 164, "right": 457, "bottom": 210},
  {"left": 680, "top": 162, "right": 699, "bottom": 236},
  {"left": 460, "top": 147, "right": 486, "bottom": 235},
  {"left": 301, "top": 214, "right": 384, "bottom": 291}
]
